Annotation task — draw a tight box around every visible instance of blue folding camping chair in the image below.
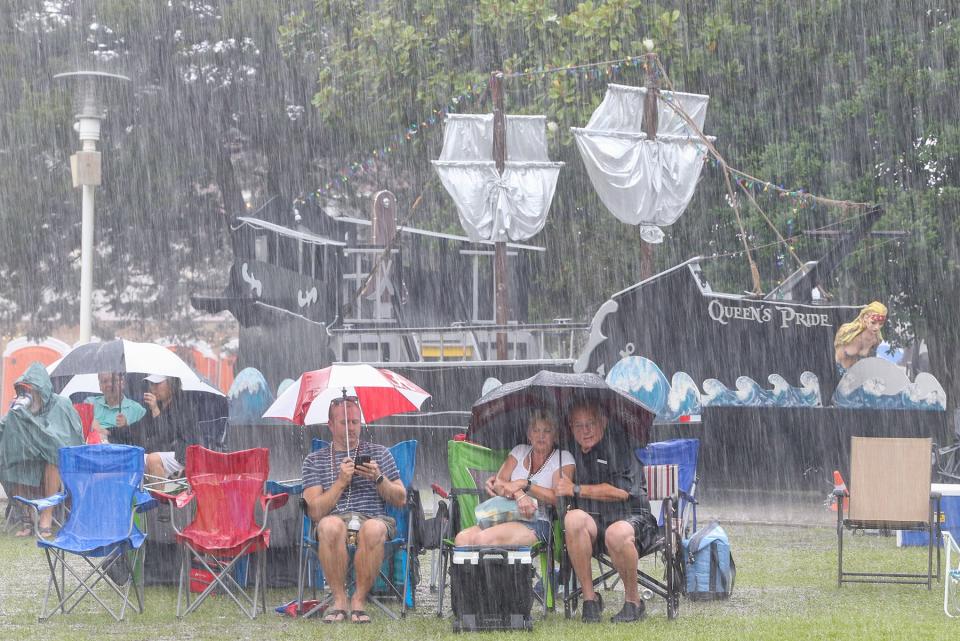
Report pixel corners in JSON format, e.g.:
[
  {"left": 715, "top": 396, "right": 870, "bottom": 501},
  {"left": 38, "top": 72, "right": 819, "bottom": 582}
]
[
  {"left": 271, "top": 438, "right": 419, "bottom": 619},
  {"left": 637, "top": 438, "right": 700, "bottom": 536},
  {"left": 14, "top": 444, "right": 155, "bottom": 621}
]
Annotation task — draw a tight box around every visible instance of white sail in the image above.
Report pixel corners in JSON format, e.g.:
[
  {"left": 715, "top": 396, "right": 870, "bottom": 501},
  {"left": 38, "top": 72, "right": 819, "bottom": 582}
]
[
  {"left": 572, "top": 84, "right": 714, "bottom": 242},
  {"left": 433, "top": 114, "right": 564, "bottom": 242}
]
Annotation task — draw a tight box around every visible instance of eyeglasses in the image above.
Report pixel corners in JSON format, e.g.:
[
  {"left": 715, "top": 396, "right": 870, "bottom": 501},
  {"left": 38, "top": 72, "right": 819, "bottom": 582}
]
[
  {"left": 868, "top": 314, "right": 886, "bottom": 323},
  {"left": 570, "top": 420, "right": 599, "bottom": 431}
]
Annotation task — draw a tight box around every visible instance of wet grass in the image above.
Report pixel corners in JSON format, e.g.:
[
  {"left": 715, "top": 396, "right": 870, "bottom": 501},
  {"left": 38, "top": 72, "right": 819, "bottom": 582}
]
[{"left": 0, "top": 517, "right": 957, "bottom": 641}]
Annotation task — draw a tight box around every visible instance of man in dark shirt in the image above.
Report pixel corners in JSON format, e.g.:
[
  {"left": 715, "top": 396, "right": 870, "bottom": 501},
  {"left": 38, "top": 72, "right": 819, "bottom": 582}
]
[
  {"left": 301, "top": 397, "right": 406, "bottom": 624},
  {"left": 110, "top": 375, "right": 203, "bottom": 480},
  {"left": 556, "top": 401, "right": 657, "bottom": 624}
]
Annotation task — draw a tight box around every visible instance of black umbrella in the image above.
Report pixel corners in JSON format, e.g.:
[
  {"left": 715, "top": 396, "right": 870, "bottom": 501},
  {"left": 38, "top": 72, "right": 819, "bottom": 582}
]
[{"left": 466, "top": 370, "right": 655, "bottom": 450}]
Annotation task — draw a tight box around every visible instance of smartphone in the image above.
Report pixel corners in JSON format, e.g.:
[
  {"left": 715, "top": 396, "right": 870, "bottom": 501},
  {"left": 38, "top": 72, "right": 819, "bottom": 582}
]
[{"left": 354, "top": 454, "right": 372, "bottom": 466}]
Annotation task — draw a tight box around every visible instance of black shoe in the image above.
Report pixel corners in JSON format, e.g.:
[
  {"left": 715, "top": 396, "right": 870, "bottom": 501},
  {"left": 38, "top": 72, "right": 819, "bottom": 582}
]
[
  {"left": 581, "top": 594, "right": 603, "bottom": 623},
  {"left": 611, "top": 600, "right": 646, "bottom": 623}
]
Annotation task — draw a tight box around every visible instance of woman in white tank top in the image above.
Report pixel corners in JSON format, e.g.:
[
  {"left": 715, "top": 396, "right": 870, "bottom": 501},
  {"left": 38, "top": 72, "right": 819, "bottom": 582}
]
[{"left": 455, "top": 408, "right": 575, "bottom": 546}]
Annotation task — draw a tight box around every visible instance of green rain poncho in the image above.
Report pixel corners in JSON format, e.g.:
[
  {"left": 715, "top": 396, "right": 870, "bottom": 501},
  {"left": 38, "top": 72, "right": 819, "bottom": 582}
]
[{"left": 0, "top": 362, "right": 83, "bottom": 487}]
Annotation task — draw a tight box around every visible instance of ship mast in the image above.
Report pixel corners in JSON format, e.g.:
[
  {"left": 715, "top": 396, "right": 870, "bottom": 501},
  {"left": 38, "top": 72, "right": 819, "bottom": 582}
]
[
  {"left": 491, "top": 70, "right": 509, "bottom": 359},
  {"left": 640, "top": 50, "right": 659, "bottom": 279}
]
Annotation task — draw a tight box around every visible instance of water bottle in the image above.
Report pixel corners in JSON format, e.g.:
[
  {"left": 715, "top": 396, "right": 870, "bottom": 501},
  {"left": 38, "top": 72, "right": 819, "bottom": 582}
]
[
  {"left": 10, "top": 392, "right": 32, "bottom": 411},
  {"left": 347, "top": 514, "right": 361, "bottom": 546}
]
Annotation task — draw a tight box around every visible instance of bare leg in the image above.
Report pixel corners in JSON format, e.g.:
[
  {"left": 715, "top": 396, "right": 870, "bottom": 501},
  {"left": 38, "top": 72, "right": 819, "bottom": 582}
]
[
  {"left": 460, "top": 522, "right": 537, "bottom": 547},
  {"left": 454, "top": 525, "right": 481, "bottom": 546},
  {"left": 38, "top": 464, "right": 61, "bottom": 530},
  {"left": 604, "top": 521, "right": 641, "bottom": 605},
  {"left": 564, "top": 509, "right": 599, "bottom": 600},
  {"left": 145, "top": 453, "right": 166, "bottom": 479},
  {"left": 352, "top": 519, "right": 388, "bottom": 621},
  {"left": 316, "top": 516, "right": 349, "bottom": 621}
]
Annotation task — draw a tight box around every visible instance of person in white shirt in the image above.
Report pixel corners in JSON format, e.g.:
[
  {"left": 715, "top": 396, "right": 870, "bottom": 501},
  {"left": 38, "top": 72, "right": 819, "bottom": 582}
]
[{"left": 455, "top": 408, "right": 575, "bottom": 546}]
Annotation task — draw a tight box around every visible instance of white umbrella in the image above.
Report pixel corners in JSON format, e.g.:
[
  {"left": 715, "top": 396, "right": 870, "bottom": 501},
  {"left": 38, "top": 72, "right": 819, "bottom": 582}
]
[{"left": 47, "top": 339, "right": 224, "bottom": 397}]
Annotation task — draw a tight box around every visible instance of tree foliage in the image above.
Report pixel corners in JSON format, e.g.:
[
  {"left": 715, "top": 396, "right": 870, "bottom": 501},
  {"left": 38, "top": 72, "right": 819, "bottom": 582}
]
[{"left": 0, "top": 1, "right": 957, "bottom": 402}]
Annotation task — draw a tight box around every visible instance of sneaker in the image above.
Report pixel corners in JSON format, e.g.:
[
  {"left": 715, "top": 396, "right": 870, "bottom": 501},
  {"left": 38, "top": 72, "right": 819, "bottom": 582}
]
[
  {"left": 611, "top": 600, "right": 646, "bottom": 623},
  {"left": 581, "top": 594, "right": 603, "bottom": 623}
]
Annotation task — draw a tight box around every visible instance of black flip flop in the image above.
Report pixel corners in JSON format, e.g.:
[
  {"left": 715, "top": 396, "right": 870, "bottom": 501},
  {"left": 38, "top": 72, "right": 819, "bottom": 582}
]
[
  {"left": 322, "top": 609, "right": 347, "bottom": 623},
  {"left": 351, "top": 609, "right": 371, "bottom": 624}
]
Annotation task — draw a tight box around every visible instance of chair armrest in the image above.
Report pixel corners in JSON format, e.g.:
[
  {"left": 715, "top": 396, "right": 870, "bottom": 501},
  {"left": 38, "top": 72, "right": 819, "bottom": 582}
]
[
  {"left": 150, "top": 489, "right": 195, "bottom": 509},
  {"left": 406, "top": 486, "right": 420, "bottom": 506},
  {"left": 261, "top": 492, "right": 289, "bottom": 511},
  {"left": 134, "top": 490, "right": 158, "bottom": 512},
  {"left": 266, "top": 480, "right": 303, "bottom": 495},
  {"left": 431, "top": 483, "right": 450, "bottom": 499},
  {"left": 14, "top": 492, "right": 67, "bottom": 513}
]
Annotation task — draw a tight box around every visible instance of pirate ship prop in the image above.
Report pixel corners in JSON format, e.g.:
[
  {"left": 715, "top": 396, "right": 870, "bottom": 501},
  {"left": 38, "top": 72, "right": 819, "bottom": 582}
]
[{"left": 194, "top": 58, "right": 947, "bottom": 504}]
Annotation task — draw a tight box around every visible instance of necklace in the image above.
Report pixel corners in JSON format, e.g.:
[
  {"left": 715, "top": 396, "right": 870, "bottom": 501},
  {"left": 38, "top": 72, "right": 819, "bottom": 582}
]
[
  {"left": 526, "top": 448, "right": 556, "bottom": 484},
  {"left": 331, "top": 441, "right": 359, "bottom": 511}
]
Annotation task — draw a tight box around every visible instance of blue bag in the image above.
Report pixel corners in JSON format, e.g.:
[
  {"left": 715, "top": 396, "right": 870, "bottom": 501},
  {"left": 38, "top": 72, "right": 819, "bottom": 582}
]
[{"left": 682, "top": 521, "right": 735, "bottom": 600}]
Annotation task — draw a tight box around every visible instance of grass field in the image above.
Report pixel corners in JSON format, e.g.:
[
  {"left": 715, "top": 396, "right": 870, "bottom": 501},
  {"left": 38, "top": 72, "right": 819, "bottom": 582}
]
[{"left": 0, "top": 510, "right": 956, "bottom": 641}]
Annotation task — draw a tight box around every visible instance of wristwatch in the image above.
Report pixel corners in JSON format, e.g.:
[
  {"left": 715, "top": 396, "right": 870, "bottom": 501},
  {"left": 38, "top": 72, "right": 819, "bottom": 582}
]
[
  {"left": 573, "top": 484, "right": 582, "bottom": 499},
  {"left": 375, "top": 474, "right": 385, "bottom": 485},
  {"left": 524, "top": 479, "right": 532, "bottom": 493}
]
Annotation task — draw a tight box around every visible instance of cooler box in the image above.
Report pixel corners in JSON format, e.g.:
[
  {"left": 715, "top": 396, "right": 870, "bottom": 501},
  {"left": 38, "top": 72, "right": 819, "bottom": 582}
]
[
  {"left": 450, "top": 546, "right": 535, "bottom": 632},
  {"left": 897, "top": 483, "right": 960, "bottom": 547}
]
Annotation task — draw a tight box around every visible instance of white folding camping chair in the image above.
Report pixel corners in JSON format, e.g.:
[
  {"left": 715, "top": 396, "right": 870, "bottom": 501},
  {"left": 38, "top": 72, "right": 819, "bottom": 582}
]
[{"left": 944, "top": 531, "right": 960, "bottom": 617}]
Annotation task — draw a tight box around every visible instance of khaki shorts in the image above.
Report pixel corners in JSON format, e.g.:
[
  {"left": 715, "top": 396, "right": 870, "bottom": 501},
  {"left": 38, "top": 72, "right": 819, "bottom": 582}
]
[{"left": 334, "top": 511, "right": 398, "bottom": 540}]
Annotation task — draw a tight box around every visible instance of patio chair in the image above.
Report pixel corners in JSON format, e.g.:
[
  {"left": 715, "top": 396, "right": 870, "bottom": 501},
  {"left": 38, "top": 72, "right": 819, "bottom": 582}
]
[
  {"left": 559, "top": 460, "right": 684, "bottom": 620},
  {"left": 151, "top": 445, "right": 288, "bottom": 618},
  {"left": 435, "top": 439, "right": 559, "bottom": 629},
  {"left": 281, "top": 439, "right": 420, "bottom": 620},
  {"left": 943, "top": 531, "right": 960, "bottom": 617},
  {"left": 836, "top": 436, "right": 941, "bottom": 588},
  {"left": 14, "top": 444, "right": 155, "bottom": 622},
  {"left": 637, "top": 438, "right": 700, "bottom": 536}
]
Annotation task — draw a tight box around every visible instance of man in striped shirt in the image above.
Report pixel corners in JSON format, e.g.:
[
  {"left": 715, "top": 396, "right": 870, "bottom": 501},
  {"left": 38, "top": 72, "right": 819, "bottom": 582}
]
[{"left": 302, "top": 397, "right": 405, "bottom": 624}]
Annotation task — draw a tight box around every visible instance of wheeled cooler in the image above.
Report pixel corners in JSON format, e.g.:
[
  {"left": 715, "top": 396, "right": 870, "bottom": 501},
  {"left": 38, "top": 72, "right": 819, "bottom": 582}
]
[{"left": 450, "top": 546, "right": 535, "bottom": 632}]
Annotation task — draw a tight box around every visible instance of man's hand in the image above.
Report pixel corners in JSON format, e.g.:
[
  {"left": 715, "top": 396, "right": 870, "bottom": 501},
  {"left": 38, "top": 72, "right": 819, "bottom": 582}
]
[
  {"left": 92, "top": 419, "right": 110, "bottom": 442},
  {"left": 555, "top": 476, "right": 574, "bottom": 498},
  {"left": 115, "top": 413, "right": 128, "bottom": 428},
  {"left": 143, "top": 393, "right": 160, "bottom": 417},
  {"left": 355, "top": 458, "right": 380, "bottom": 481},
  {"left": 338, "top": 456, "right": 356, "bottom": 486}
]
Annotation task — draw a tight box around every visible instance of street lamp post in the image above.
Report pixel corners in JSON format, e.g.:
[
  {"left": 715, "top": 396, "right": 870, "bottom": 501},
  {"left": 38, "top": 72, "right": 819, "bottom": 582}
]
[{"left": 54, "top": 70, "right": 129, "bottom": 344}]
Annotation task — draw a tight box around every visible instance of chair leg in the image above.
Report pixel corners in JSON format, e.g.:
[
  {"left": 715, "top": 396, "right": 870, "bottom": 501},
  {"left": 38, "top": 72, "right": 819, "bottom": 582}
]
[
  {"left": 177, "top": 547, "right": 189, "bottom": 618},
  {"left": 836, "top": 501, "right": 844, "bottom": 588},
  {"left": 40, "top": 549, "right": 62, "bottom": 621},
  {"left": 436, "top": 546, "right": 449, "bottom": 618},
  {"left": 928, "top": 499, "right": 935, "bottom": 590},
  {"left": 664, "top": 499, "right": 679, "bottom": 620}
]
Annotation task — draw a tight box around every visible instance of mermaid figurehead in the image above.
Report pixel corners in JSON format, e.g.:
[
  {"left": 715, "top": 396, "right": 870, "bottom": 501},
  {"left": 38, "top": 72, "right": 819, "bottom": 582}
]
[{"left": 834, "top": 301, "right": 888, "bottom": 374}]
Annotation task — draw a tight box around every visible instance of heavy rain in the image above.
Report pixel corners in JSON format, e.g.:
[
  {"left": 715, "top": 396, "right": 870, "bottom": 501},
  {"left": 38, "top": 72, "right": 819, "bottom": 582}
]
[{"left": 0, "top": 1, "right": 958, "bottom": 638}]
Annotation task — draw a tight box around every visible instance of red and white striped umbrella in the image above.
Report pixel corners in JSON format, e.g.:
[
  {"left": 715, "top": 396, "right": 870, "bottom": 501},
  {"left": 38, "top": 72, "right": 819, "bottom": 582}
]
[{"left": 262, "top": 364, "right": 431, "bottom": 426}]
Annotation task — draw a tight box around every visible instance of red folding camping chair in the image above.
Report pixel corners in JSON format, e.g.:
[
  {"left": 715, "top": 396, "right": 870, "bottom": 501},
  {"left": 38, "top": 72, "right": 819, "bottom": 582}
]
[{"left": 151, "top": 446, "right": 288, "bottom": 618}]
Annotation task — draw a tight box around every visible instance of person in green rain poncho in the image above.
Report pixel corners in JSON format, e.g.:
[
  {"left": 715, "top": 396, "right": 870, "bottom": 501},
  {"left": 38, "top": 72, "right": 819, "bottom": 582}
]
[{"left": 0, "top": 362, "right": 83, "bottom": 537}]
